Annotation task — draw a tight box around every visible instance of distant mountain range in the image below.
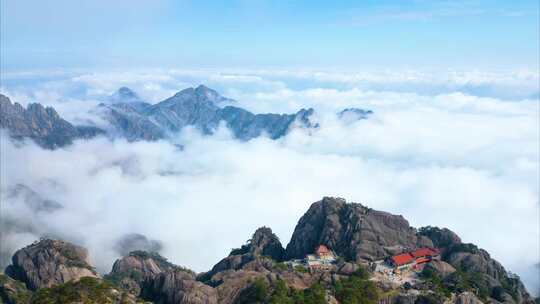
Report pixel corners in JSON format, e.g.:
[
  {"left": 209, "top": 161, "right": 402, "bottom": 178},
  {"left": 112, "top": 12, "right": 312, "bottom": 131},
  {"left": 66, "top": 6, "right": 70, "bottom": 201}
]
[
  {"left": 0, "top": 94, "right": 104, "bottom": 149},
  {"left": 1, "top": 85, "right": 372, "bottom": 149},
  {"left": 1, "top": 197, "right": 535, "bottom": 304}
]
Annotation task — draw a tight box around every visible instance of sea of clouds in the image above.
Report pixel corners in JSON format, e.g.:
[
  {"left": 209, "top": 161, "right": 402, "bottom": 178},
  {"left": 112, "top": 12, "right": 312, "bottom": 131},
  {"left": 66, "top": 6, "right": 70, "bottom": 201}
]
[{"left": 1, "top": 68, "right": 538, "bottom": 294}]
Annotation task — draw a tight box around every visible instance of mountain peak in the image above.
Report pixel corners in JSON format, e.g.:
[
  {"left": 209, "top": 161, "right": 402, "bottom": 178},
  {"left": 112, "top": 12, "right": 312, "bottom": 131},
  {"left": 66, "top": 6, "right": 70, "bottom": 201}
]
[
  {"left": 110, "top": 87, "right": 141, "bottom": 103},
  {"left": 170, "top": 85, "right": 234, "bottom": 105}
]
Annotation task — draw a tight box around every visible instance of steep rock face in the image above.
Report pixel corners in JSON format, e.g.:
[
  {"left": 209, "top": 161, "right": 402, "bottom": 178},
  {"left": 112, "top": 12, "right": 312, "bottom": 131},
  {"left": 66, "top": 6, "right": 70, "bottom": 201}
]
[
  {"left": 4, "top": 239, "right": 99, "bottom": 290},
  {"left": 0, "top": 94, "right": 104, "bottom": 148},
  {"left": 107, "top": 251, "right": 179, "bottom": 296},
  {"left": 285, "top": 197, "right": 433, "bottom": 261},
  {"left": 141, "top": 269, "right": 218, "bottom": 304}
]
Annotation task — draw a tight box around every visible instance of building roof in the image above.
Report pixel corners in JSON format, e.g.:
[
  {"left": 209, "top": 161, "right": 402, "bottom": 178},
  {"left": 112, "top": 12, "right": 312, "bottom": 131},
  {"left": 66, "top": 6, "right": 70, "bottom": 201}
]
[
  {"left": 415, "top": 257, "right": 431, "bottom": 264},
  {"left": 411, "top": 248, "right": 439, "bottom": 258},
  {"left": 315, "top": 245, "right": 330, "bottom": 255},
  {"left": 391, "top": 253, "right": 414, "bottom": 266}
]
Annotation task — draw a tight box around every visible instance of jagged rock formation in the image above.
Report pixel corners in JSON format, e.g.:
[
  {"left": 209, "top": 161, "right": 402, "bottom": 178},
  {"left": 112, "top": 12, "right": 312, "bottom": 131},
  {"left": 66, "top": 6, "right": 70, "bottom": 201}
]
[
  {"left": 4, "top": 239, "right": 99, "bottom": 290},
  {"left": 101, "top": 85, "right": 319, "bottom": 141},
  {"left": 285, "top": 197, "right": 433, "bottom": 262},
  {"left": 200, "top": 227, "right": 286, "bottom": 281},
  {"left": 107, "top": 250, "right": 179, "bottom": 296},
  {"left": 0, "top": 94, "right": 104, "bottom": 149}
]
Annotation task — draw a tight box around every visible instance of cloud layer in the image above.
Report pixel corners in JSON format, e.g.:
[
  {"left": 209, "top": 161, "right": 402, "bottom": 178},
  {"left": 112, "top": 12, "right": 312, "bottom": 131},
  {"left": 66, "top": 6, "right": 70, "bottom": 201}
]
[{"left": 1, "top": 69, "right": 538, "bottom": 294}]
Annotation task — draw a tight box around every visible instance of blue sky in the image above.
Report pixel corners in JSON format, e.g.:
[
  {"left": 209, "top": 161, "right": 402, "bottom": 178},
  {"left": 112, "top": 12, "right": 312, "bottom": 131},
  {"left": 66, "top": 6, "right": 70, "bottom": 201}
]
[{"left": 1, "top": 0, "right": 539, "bottom": 69}]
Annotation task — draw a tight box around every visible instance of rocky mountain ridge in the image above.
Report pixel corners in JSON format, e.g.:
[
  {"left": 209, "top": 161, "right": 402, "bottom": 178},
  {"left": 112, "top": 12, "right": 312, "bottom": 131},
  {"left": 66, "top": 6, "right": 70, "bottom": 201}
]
[
  {"left": 0, "top": 86, "right": 372, "bottom": 148},
  {"left": 1, "top": 197, "right": 535, "bottom": 304}
]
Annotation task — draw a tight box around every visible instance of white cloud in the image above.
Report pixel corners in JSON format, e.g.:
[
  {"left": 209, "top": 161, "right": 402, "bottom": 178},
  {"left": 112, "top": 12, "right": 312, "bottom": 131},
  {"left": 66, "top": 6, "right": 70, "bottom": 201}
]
[{"left": 0, "top": 69, "right": 538, "bottom": 295}]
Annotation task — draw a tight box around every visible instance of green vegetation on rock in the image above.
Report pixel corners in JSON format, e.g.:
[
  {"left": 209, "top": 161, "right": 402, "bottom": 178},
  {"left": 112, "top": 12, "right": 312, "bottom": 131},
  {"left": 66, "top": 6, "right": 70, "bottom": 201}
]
[{"left": 31, "top": 277, "right": 123, "bottom": 304}]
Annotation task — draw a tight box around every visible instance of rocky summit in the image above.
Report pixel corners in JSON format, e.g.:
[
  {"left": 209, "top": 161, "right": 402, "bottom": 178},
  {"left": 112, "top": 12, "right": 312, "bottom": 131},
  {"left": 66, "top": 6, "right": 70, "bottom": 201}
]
[
  {"left": 4, "top": 239, "right": 99, "bottom": 291},
  {"left": 1, "top": 197, "right": 536, "bottom": 304},
  {"left": 286, "top": 197, "right": 434, "bottom": 262}
]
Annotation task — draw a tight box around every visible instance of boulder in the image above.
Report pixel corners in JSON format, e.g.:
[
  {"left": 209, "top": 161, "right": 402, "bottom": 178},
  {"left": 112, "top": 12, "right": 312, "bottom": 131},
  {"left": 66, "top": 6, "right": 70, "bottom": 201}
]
[
  {"left": 4, "top": 239, "right": 99, "bottom": 290},
  {"left": 423, "top": 260, "right": 456, "bottom": 278}
]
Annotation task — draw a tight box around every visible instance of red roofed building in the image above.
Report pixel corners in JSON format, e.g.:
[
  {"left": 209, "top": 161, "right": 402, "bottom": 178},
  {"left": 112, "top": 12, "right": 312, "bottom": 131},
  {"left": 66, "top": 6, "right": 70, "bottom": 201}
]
[
  {"left": 411, "top": 248, "right": 439, "bottom": 258},
  {"left": 388, "top": 247, "right": 440, "bottom": 271},
  {"left": 415, "top": 257, "right": 431, "bottom": 265},
  {"left": 305, "top": 245, "right": 336, "bottom": 267},
  {"left": 390, "top": 253, "right": 414, "bottom": 269}
]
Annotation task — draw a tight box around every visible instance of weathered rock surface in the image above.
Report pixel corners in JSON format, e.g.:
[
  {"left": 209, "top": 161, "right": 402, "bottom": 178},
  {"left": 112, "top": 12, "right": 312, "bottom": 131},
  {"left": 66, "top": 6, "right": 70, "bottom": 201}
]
[
  {"left": 423, "top": 260, "right": 456, "bottom": 278},
  {"left": 0, "top": 94, "right": 104, "bottom": 149},
  {"left": 442, "top": 243, "right": 534, "bottom": 304},
  {"left": 107, "top": 250, "right": 179, "bottom": 296},
  {"left": 141, "top": 269, "right": 218, "bottom": 304},
  {"left": 285, "top": 197, "right": 433, "bottom": 262},
  {"left": 4, "top": 239, "right": 99, "bottom": 290},
  {"left": 200, "top": 227, "right": 286, "bottom": 282},
  {"left": 418, "top": 226, "right": 462, "bottom": 249}
]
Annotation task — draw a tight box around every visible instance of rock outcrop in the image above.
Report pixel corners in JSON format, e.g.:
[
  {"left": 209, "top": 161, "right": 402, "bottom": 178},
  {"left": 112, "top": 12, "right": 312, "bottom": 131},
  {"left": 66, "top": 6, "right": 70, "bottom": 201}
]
[
  {"left": 4, "top": 239, "right": 99, "bottom": 290},
  {"left": 285, "top": 197, "right": 433, "bottom": 262},
  {"left": 423, "top": 260, "right": 456, "bottom": 278},
  {"left": 201, "top": 227, "right": 285, "bottom": 281},
  {"left": 141, "top": 269, "right": 218, "bottom": 304},
  {"left": 107, "top": 250, "right": 179, "bottom": 296},
  {"left": 442, "top": 243, "right": 534, "bottom": 304},
  {"left": 0, "top": 94, "right": 104, "bottom": 149}
]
